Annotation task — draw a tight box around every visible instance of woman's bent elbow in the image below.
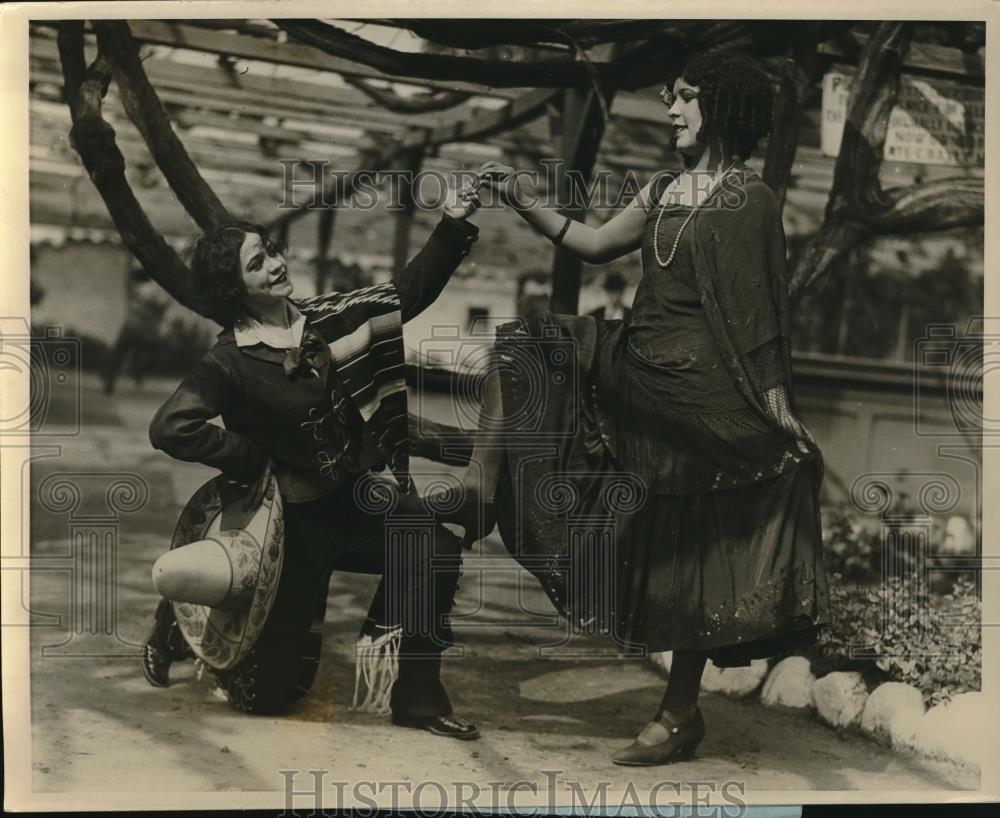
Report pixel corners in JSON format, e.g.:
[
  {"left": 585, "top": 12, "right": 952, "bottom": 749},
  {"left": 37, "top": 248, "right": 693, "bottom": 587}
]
[{"left": 148, "top": 410, "right": 182, "bottom": 456}]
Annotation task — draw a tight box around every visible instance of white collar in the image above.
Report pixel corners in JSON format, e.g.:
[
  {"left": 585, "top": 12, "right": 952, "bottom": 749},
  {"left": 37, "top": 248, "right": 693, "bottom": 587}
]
[{"left": 234, "top": 301, "right": 306, "bottom": 350}]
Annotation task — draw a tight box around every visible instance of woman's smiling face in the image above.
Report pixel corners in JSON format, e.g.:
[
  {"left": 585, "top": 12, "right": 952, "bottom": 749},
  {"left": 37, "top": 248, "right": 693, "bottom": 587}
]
[
  {"left": 239, "top": 231, "right": 292, "bottom": 301},
  {"left": 662, "top": 77, "right": 704, "bottom": 156}
]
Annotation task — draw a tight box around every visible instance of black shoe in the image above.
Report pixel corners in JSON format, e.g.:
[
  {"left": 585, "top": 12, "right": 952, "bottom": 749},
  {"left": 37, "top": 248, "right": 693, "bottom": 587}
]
[
  {"left": 391, "top": 712, "right": 481, "bottom": 741},
  {"left": 141, "top": 606, "right": 193, "bottom": 688},
  {"left": 611, "top": 708, "right": 705, "bottom": 766}
]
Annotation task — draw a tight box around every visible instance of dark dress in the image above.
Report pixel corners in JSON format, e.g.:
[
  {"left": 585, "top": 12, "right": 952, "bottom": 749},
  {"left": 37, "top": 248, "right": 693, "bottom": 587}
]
[{"left": 492, "top": 171, "right": 830, "bottom": 666}]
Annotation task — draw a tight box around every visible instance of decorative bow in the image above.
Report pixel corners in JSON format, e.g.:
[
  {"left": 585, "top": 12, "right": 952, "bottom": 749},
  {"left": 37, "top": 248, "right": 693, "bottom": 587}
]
[{"left": 283, "top": 332, "right": 327, "bottom": 381}]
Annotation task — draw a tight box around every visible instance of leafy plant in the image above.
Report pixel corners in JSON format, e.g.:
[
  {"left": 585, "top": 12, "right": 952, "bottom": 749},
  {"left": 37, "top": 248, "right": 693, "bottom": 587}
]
[
  {"left": 806, "top": 574, "right": 981, "bottom": 706},
  {"left": 822, "top": 505, "right": 882, "bottom": 584}
]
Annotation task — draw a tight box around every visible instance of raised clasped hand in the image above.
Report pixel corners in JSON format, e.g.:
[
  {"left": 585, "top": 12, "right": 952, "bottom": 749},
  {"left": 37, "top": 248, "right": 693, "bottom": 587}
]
[
  {"left": 444, "top": 175, "right": 482, "bottom": 220},
  {"left": 476, "top": 161, "right": 526, "bottom": 208}
]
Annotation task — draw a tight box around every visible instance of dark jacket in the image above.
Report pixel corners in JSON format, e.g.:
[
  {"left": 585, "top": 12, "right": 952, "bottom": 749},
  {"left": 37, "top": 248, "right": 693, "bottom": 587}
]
[{"left": 149, "top": 215, "right": 478, "bottom": 502}]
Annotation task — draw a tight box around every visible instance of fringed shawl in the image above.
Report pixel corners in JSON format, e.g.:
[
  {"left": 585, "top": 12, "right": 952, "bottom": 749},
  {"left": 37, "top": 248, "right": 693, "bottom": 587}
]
[{"left": 294, "top": 283, "right": 410, "bottom": 491}]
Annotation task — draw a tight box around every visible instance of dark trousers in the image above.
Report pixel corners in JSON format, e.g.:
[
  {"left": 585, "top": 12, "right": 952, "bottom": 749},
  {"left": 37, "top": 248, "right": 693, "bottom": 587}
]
[{"left": 214, "top": 482, "right": 462, "bottom": 717}]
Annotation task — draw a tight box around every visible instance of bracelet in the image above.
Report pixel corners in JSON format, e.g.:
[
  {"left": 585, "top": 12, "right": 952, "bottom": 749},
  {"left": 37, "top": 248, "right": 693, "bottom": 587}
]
[{"left": 551, "top": 217, "right": 572, "bottom": 246}]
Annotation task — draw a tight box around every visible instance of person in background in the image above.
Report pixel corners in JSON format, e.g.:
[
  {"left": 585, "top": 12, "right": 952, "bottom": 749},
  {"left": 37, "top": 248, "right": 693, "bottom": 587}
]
[
  {"left": 588, "top": 270, "right": 632, "bottom": 323},
  {"left": 103, "top": 266, "right": 171, "bottom": 395},
  {"left": 515, "top": 269, "right": 551, "bottom": 322}
]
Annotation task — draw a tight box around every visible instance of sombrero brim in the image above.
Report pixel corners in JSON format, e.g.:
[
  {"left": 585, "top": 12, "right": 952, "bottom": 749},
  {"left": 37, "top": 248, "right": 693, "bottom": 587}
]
[{"left": 168, "top": 475, "right": 284, "bottom": 671}]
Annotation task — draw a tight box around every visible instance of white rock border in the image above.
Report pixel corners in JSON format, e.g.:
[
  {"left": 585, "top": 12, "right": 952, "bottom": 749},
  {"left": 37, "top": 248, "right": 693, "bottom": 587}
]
[{"left": 649, "top": 651, "right": 983, "bottom": 769}]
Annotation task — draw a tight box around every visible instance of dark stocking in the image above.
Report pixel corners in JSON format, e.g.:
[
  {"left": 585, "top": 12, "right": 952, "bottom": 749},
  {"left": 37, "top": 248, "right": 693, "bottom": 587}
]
[{"left": 655, "top": 649, "right": 708, "bottom": 724}]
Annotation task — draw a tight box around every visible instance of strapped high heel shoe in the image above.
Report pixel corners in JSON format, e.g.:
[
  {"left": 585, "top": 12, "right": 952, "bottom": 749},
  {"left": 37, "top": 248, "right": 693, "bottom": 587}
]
[{"left": 611, "top": 707, "right": 705, "bottom": 766}]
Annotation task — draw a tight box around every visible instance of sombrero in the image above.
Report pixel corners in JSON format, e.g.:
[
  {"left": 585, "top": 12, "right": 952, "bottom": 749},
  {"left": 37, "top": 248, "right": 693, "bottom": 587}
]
[{"left": 151, "top": 475, "right": 284, "bottom": 671}]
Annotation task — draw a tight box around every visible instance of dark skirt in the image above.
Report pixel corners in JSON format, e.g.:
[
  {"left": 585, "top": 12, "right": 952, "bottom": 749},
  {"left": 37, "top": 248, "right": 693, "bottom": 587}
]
[{"left": 492, "top": 313, "right": 829, "bottom": 667}]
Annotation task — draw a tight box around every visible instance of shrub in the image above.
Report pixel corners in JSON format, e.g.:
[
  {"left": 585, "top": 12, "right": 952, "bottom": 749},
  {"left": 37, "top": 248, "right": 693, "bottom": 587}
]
[
  {"left": 821, "top": 503, "right": 974, "bottom": 593},
  {"left": 806, "top": 574, "right": 981, "bottom": 707},
  {"left": 822, "top": 505, "right": 882, "bottom": 584}
]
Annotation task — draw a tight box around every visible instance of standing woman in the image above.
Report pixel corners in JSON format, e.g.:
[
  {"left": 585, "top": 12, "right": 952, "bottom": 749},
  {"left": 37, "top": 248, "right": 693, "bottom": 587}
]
[{"left": 438, "top": 51, "right": 830, "bottom": 764}]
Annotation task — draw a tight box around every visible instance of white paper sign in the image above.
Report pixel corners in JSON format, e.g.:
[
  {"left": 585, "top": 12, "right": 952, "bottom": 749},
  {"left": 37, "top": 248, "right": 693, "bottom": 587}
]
[{"left": 821, "top": 69, "right": 984, "bottom": 167}]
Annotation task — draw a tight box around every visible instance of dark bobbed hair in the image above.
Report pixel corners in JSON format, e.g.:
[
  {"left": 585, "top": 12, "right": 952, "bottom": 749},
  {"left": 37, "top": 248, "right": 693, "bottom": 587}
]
[
  {"left": 189, "top": 221, "right": 272, "bottom": 327},
  {"left": 665, "top": 51, "right": 775, "bottom": 162}
]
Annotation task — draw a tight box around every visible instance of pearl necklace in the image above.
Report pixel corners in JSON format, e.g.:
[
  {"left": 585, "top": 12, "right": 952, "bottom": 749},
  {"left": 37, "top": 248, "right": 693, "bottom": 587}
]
[{"left": 652, "top": 164, "right": 739, "bottom": 268}]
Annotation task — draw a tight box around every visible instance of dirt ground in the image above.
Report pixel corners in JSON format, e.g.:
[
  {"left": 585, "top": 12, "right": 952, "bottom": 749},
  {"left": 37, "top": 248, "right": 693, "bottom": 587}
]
[{"left": 23, "top": 374, "right": 978, "bottom": 805}]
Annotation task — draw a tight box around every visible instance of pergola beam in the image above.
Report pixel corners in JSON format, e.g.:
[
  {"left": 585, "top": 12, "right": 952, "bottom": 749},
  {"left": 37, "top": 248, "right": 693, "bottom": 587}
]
[
  {"left": 817, "top": 29, "right": 984, "bottom": 78},
  {"left": 31, "top": 48, "right": 453, "bottom": 131},
  {"left": 402, "top": 88, "right": 560, "bottom": 149},
  {"left": 267, "top": 87, "right": 561, "bottom": 232},
  {"left": 549, "top": 85, "right": 614, "bottom": 314}
]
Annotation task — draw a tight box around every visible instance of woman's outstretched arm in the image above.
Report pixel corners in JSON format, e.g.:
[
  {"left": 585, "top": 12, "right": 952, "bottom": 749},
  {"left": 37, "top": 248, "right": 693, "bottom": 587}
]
[
  {"left": 479, "top": 161, "right": 655, "bottom": 265},
  {"left": 392, "top": 176, "right": 481, "bottom": 323}
]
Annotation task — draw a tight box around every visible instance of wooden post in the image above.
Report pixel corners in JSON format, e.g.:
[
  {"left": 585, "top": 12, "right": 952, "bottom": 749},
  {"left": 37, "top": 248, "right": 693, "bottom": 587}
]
[
  {"left": 762, "top": 42, "right": 820, "bottom": 213},
  {"left": 315, "top": 206, "right": 336, "bottom": 294},
  {"left": 275, "top": 217, "right": 290, "bottom": 248},
  {"left": 391, "top": 146, "right": 425, "bottom": 273},
  {"left": 549, "top": 86, "right": 613, "bottom": 315}
]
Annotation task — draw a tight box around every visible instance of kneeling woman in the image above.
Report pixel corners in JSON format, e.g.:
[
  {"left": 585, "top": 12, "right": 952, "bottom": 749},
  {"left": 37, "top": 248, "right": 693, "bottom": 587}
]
[{"left": 143, "top": 182, "right": 482, "bottom": 740}]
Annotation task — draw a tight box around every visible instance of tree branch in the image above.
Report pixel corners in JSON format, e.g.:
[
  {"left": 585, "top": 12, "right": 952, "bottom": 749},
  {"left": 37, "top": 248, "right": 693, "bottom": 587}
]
[
  {"left": 370, "top": 19, "right": 678, "bottom": 50},
  {"left": 57, "top": 22, "right": 469, "bottom": 466},
  {"left": 273, "top": 18, "right": 621, "bottom": 89},
  {"left": 873, "top": 178, "right": 984, "bottom": 234},
  {"left": 56, "top": 21, "right": 202, "bottom": 314},
  {"left": 341, "top": 75, "right": 471, "bottom": 114},
  {"left": 827, "top": 22, "right": 913, "bottom": 221},
  {"left": 272, "top": 19, "right": 771, "bottom": 91},
  {"left": 93, "top": 21, "right": 231, "bottom": 232},
  {"left": 790, "top": 23, "right": 915, "bottom": 299},
  {"left": 762, "top": 36, "right": 821, "bottom": 212}
]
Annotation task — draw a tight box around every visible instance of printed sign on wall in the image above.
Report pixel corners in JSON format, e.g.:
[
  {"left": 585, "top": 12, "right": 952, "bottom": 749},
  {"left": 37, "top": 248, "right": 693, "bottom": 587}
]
[{"left": 821, "top": 70, "right": 984, "bottom": 167}]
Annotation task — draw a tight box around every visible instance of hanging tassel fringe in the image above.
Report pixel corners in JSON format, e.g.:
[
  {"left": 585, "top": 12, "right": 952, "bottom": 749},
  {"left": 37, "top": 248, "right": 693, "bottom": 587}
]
[{"left": 351, "top": 626, "right": 402, "bottom": 715}]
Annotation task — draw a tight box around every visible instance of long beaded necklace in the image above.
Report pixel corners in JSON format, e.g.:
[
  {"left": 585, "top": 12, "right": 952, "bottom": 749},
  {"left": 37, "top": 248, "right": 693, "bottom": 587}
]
[{"left": 652, "top": 163, "right": 739, "bottom": 268}]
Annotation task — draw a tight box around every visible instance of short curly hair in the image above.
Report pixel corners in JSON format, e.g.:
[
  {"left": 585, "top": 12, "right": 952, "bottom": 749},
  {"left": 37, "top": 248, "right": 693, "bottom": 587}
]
[
  {"left": 665, "top": 51, "right": 775, "bottom": 161},
  {"left": 189, "top": 221, "right": 274, "bottom": 326}
]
